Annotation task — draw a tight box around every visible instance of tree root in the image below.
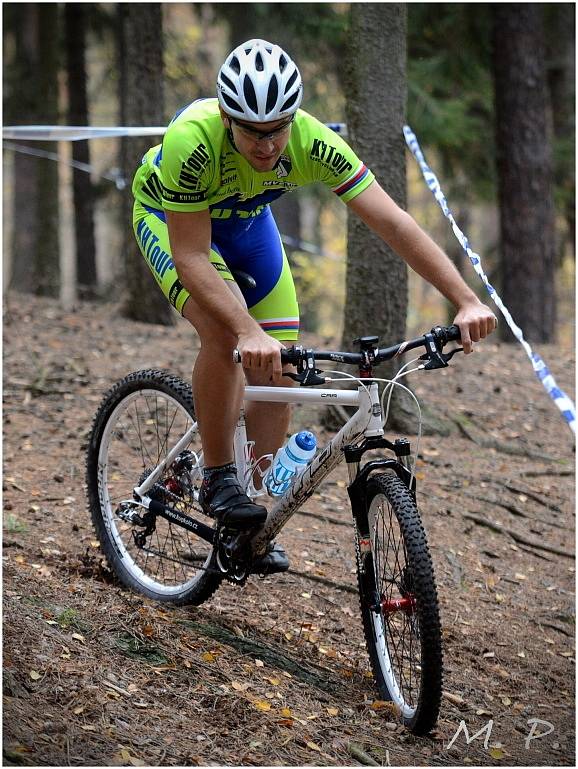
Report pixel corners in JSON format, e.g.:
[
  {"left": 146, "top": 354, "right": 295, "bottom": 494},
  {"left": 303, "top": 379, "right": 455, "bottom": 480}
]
[
  {"left": 462, "top": 512, "right": 575, "bottom": 559},
  {"left": 288, "top": 567, "right": 358, "bottom": 594},
  {"left": 295, "top": 508, "right": 351, "bottom": 527},
  {"left": 451, "top": 417, "right": 557, "bottom": 461},
  {"left": 176, "top": 619, "right": 348, "bottom": 696}
]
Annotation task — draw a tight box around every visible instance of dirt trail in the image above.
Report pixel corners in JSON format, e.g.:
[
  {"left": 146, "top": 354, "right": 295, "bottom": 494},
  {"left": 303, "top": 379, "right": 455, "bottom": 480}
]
[{"left": 3, "top": 293, "right": 575, "bottom": 767}]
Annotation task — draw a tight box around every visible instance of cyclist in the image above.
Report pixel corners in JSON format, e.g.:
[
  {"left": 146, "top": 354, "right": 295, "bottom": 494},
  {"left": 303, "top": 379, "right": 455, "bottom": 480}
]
[{"left": 132, "top": 39, "right": 497, "bottom": 573}]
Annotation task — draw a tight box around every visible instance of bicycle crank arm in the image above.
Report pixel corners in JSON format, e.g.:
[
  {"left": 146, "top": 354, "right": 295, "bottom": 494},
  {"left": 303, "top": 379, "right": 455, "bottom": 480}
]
[{"left": 147, "top": 498, "right": 215, "bottom": 544}]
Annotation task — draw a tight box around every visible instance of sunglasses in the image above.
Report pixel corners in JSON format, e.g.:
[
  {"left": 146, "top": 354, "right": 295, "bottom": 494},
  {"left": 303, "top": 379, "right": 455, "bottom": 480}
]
[{"left": 229, "top": 115, "right": 295, "bottom": 143}]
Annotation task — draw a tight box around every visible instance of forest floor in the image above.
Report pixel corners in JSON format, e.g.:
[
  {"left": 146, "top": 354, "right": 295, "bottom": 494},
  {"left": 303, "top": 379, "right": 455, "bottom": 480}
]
[{"left": 2, "top": 292, "right": 576, "bottom": 768}]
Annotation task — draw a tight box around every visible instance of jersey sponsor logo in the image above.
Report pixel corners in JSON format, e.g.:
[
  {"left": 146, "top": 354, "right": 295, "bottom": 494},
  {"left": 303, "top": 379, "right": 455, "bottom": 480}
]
[
  {"left": 141, "top": 175, "right": 163, "bottom": 204},
  {"left": 275, "top": 154, "right": 292, "bottom": 178},
  {"left": 310, "top": 138, "right": 353, "bottom": 176},
  {"left": 162, "top": 185, "right": 207, "bottom": 204},
  {"left": 168, "top": 278, "right": 185, "bottom": 308},
  {"left": 136, "top": 219, "right": 175, "bottom": 279},
  {"left": 262, "top": 180, "right": 298, "bottom": 189},
  {"left": 178, "top": 143, "right": 210, "bottom": 190}
]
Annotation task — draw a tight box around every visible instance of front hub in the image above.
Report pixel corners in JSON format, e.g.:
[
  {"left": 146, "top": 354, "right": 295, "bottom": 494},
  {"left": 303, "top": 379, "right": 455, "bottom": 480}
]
[{"left": 381, "top": 595, "right": 417, "bottom": 615}]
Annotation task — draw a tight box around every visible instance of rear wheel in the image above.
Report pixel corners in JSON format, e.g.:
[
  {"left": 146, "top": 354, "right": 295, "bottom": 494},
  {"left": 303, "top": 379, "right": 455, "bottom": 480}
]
[
  {"left": 355, "top": 473, "right": 442, "bottom": 735},
  {"left": 86, "top": 369, "right": 222, "bottom": 605}
]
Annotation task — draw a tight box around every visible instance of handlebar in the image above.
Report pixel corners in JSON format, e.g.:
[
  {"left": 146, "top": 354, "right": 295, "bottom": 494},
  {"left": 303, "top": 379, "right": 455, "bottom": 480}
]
[{"left": 233, "top": 324, "right": 462, "bottom": 377}]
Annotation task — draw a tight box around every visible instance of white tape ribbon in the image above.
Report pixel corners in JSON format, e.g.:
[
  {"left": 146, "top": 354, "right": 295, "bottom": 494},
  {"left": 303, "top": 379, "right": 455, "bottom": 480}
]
[
  {"left": 404, "top": 125, "right": 576, "bottom": 435},
  {"left": 2, "top": 125, "right": 167, "bottom": 141},
  {"left": 2, "top": 123, "right": 347, "bottom": 141}
]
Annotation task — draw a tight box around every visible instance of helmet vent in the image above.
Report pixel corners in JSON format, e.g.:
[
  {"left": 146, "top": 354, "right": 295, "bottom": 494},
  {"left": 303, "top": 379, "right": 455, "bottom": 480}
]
[
  {"left": 222, "top": 93, "right": 241, "bottom": 112},
  {"left": 281, "top": 91, "right": 299, "bottom": 112},
  {"left": 285, "top": 69, "right": 298, "bottom": 93},
  {"left": 230, "top": 56, "right": 241, "bottom": 75},
  {"left": 220, "top": 72, "right": 237, "bottom": 94},
  {"left": 243, "top": 74, "right": 258, "bottom": 113},
  {"left": 255, "top": 52, "right": 264, "bottom": 72},
  {"left": 279, "top": 54, "right": 287, "bottom": 72},
  {"left": 266, "top": 76, "right": 279, "bottom": 114}
]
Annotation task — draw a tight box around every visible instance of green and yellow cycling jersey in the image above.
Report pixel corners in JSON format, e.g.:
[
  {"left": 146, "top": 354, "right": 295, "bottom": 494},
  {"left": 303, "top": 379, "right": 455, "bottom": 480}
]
[{"left": 132, "top": 98, "right": 375, "bottom": 220}]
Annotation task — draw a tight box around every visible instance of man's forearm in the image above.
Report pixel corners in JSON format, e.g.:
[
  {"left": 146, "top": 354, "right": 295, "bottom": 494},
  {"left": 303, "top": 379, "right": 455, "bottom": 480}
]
[
  {"left": 386, "top": 210, "right": 480, "bottom": 310},
  {"left": 174, "top": 251, "right": 258, "bottom": 337}
]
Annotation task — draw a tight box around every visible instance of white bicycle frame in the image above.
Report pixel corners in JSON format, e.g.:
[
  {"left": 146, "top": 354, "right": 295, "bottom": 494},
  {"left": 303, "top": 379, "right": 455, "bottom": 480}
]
[{"left": 133, "top": 381, "right": 387, "bottom": 554}]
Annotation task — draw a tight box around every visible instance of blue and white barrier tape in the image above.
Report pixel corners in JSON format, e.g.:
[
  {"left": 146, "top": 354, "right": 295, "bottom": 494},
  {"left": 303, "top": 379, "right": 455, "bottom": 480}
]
[
  {"left": 403, "top": 125, "right": 576, "bottom": 436},
  {"left": 2, "top": 125, "right": 168, "bottom": 141},
  {"left": 2, "top": 123, "right": 347, "bottom": 141}
]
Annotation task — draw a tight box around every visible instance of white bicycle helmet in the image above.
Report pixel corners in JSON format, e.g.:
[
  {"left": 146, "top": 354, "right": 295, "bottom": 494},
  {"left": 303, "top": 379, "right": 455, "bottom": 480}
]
[{"left": 217, "top": 39, "right": 303, "bottom": 122}]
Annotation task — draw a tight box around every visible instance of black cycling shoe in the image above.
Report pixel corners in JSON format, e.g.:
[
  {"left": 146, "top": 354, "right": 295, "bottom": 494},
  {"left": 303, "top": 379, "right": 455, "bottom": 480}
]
[
  {"left": 199, "top": 468, "right": 267, "bottom": 529},
  {"left": 251, "top": 542, "right": 290, "bottom": 575}
]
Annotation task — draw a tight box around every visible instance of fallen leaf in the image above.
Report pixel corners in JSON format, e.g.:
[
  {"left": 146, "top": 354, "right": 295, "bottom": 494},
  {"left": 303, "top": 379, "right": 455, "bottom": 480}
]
[
  {"left": 266, "top": 677, "right": 280, "bottom": 686},
  {"left": 201, "top": 652, "right": 215, "bottom": 663},
  {"left": 231, "top": 681, "right": 250, "bottom": 692},
  {"left": 277, "top": 718, "right": 294, "bottom": 727},
  {"left": 71, "top": 633, "right": 85, "bottom": 643},
  {"left": 301, "top": 592, "right": 312, "bottom": 599},
  {"left": 280, "top": 707, "right": 292, "bottom": 718},
  {"left": 500, "top": 697, "right": 512, "bottom": 706},
  {"left": 489, "top": 747, "right": 505, "bottom": 759},
  {"left": 253, "top": 700, "right": 271, "bottom": 712},
  {"left": 254, "top": 659, "right": 264, "bottom": 667},
  {"left": 370, "top": 700, "right": 392, "bottom": 710},
  {"left": 306, "top": 741, "right": 322, "bottom": 752},
  {"left": 73, "top": 705, "right": 85, "bottom": 715},
  {"left": 29, "top": 670, "right": 41, "bottom": 681},
  {"left": 443, "top": 691, "right": 466, "bottom": 706},
  {"left": 327, "top": 707, "right": 339, "bottom": 716},
  {"left": 483, "top": 652, "right": 495, "bottom": 659}
]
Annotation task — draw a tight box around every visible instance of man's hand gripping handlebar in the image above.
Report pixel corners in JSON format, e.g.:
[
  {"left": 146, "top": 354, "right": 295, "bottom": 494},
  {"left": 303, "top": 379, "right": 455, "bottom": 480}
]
[{"left": 232, "top": 324, "right": 463, "bottom": 384}]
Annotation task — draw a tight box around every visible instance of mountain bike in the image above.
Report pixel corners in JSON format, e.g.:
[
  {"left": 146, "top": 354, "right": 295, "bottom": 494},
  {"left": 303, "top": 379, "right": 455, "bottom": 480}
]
[{"left": 86, "top": 324, "right": 463, "bottom": 735}]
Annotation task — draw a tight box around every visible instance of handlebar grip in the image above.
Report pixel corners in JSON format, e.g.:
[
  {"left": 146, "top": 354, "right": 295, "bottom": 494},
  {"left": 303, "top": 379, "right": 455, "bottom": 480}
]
[
  {"left": 445, "top": 324, "right": 461, "bottom": 342},
  {"left": 232, "top": 347, "right": 299, "bottom": 365}
]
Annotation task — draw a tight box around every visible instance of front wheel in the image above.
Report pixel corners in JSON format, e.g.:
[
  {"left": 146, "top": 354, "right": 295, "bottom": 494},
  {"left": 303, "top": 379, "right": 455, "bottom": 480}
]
[
  {"left": 355, "top": 473, "right": 443, "bottom": 735},
  {"left": 86, "top": 369, "right": 222, "bottom": 605}
]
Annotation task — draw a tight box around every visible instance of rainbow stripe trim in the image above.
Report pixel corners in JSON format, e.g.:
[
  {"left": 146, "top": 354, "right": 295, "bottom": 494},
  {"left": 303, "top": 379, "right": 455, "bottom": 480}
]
[
  {"left": 259, "top": 318, "right": 300, "bottom": 332},
  {"left": 333, "top": 163, "right": 369, "bottom": 197}
]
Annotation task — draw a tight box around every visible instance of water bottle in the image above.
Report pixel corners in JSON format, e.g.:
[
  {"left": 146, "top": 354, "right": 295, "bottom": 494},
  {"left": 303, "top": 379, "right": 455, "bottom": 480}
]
[{"left": 266, "top": 431, "right": 317, "bottom": 497}]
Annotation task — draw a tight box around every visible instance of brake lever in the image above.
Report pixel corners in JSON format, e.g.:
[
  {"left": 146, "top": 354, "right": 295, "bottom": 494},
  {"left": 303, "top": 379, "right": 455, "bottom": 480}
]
[
  {"left": 420, "top": 346, "right": 463, "bottom": 370},
  {"left": 285, "top": 369, "right": 326, "bottom": 386}
]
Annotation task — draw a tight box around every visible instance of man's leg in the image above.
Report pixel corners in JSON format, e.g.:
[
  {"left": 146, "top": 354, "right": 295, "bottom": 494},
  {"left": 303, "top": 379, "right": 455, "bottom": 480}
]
[
  {"left": 244, "top": 362, "right": 294, "bottom": 464},
  {"left": 182, "top": 285, "right": 245, "bottom": 468}
]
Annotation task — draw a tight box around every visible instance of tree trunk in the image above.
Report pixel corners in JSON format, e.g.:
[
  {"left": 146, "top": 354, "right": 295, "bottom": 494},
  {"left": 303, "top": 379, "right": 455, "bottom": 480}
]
[
  {"left": 492, "top": 4, "right": 557, "bottom": 343},
  {"left": 334, "top": 4, "right": 451, "bottom": 436},
  {"left": 118, "top": 3, "right": 173, "bottom": 325},
  {"left": 33, "top": 3, "right": 60, "bottom": 297},
  {"left": 545, "top": 3, "right": 575, "bottom": 258},
  {"left": 342, "top": 3, "right": 408, "bottom": 350},
  {"left": 65, "top": 3, "right": 97, "bottom": 297},
  {"left": 5, "top": 4, "right": 38, "bottom": 292}
]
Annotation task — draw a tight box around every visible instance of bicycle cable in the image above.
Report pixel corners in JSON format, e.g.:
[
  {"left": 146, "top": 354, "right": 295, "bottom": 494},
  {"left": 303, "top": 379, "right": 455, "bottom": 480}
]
[{"left": 321, "top": 368, "right": 423, "bottom": 489}]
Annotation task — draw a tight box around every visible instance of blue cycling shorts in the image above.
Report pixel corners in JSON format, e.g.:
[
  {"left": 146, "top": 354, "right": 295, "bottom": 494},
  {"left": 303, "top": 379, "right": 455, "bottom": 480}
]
[{"left": 133, "top": 201, "right": 300, "bottom": 341}]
